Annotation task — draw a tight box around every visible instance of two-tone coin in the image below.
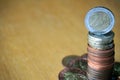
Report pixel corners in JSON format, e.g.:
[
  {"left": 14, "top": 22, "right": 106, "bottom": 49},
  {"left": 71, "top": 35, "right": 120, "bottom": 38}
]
[{"left": 85, "top": 7, "right": 115, "bottom": 35}]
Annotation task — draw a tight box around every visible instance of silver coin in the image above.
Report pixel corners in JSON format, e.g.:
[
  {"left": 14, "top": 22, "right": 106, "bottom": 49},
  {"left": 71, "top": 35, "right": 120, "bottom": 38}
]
[
  {"left": 88, "top": 31, "right": 114, "bottom": 45},
  {"left": 88, "top": 41, "right": 114, "bottom": 50},
  {"left": 88, "top": 38, "right": 113, "bottom": 45}
]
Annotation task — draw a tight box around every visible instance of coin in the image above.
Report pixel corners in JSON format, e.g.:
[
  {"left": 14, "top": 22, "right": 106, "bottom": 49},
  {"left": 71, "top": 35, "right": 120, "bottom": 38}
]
[
  {"left": 87, "top": 72, "right": 112, "bottom": 80},
  {"left": 88, "top": 31, "right": 114, "bottom": 50},
  {"left": 85, "top": 7, "right": 115, "bottom": 34},
  {"left": 62, "top": 55, "right": 79, "bottom": 67},
  {"left": 87, "top": 66, "right": 113, "bottom": 75},
  {"left": 61, "top": 54, "right": 87, "bottom": 69},
  {"left": 88, "top": 41, "right": 114, "bottom": 50},
  {"left": 88, "top": 53, "right": 114, "bottom": 64},
  {"left": 88, "top": 59, "right": 114, "bottom": 71},
  {"left": 87, "top": 65, "right": 113, "bottom": 80},
  {"left": 87, "top": 44, "right": 114, "bottom": 54},
  {"left": 58, "top": 68, "right": 87, "bottom": 80},
  {"left": 88, "top": 50, "right": 114, "bottom": 58},
  {"left": 68, "top": 54, "right": 87, "bottom": 71},
  {"left": 88, "top": 31, "right": 114, "bottom": 45}
]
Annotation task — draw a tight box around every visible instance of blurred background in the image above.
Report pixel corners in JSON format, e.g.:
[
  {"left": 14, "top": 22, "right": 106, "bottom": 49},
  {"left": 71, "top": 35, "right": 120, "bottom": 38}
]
[{"left": 0, "top": 0, "right": 120, "bottom": 80}]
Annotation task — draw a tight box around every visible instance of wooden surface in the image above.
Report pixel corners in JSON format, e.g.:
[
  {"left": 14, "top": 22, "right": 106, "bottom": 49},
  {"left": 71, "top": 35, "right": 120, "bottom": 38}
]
[{"left": 0, "top": 0, "right": 120, "bottom": 80}]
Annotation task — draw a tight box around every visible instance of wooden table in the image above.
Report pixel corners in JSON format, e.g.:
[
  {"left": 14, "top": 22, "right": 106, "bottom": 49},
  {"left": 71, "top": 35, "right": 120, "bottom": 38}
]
[{"left": 0, "top": 0, "right": 120, "bottom": 80}]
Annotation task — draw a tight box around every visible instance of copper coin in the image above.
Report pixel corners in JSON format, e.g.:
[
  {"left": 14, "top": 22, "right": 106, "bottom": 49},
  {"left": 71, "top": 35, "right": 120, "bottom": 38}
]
[
  {"left": 88, "top": 50, "right": 114, "bottom": 58},
  {"left": 88, "top": 41, "right": 114, "bottom": 50},
  {"left": 87, "top": 44, "right": 114, "bottom": 54},
  {"left": 88, "top": 52, "right": 114, "bottom": 59},
  {"left": 88, "top": 57, "right": 114, "bottom": 65},
  {"left": 88, "top": 60, "right": 114, "bottom": 71},
  {"left": 87, "top": 66, "right": 113, "bottom": 80},
  {"left": 88, "top": 53, "right": 114, "bottom": 64}
]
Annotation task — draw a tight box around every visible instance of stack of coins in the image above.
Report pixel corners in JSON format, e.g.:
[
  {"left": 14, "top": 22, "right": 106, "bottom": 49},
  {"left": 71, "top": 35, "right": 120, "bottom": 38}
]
[{"left": 87, "top": 31, "right": 115, "bottom": 80}]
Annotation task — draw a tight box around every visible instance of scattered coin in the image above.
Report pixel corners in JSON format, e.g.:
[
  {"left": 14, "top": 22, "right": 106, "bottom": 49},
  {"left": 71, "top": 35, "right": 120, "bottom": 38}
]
[
  {"left": 62, "top": 55, "right": 79, "bottom": 67},
  {"left": 58, "top": 68, "right": 87, "bottom": 80}
]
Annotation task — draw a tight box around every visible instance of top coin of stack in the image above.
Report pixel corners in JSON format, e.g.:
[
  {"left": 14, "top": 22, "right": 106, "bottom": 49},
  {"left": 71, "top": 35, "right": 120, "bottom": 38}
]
[{"left": 85, "top": 7, "right": 115, "bottom": 35}]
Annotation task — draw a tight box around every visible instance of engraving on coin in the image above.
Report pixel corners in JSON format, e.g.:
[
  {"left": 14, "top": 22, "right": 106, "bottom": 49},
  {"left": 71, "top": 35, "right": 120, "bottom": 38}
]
[{"left": 89, "top": 12, "right": 110, "bottom": 31}]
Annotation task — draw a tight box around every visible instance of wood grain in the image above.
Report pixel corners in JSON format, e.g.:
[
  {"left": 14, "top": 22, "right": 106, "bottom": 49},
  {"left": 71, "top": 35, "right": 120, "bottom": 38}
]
[{"left": 0, "top": 0, "right": 120, "bottom": 80}]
